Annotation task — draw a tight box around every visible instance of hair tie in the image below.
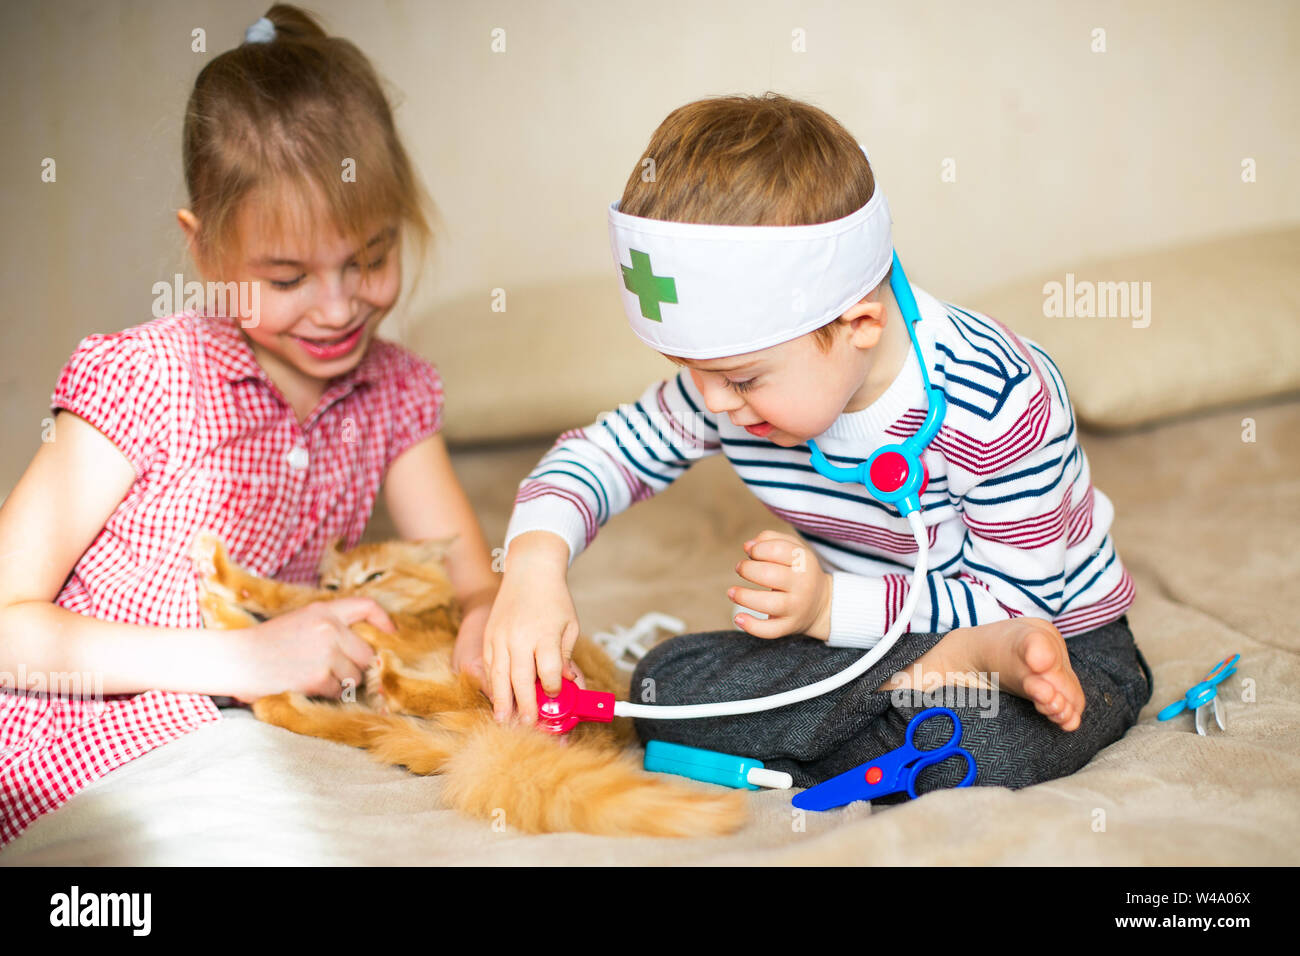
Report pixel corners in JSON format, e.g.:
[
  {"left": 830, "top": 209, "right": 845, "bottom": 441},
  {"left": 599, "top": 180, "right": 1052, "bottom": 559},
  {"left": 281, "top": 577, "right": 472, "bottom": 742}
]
[{"left": 244, "top": 16, "right": 276, "bottom": 44}]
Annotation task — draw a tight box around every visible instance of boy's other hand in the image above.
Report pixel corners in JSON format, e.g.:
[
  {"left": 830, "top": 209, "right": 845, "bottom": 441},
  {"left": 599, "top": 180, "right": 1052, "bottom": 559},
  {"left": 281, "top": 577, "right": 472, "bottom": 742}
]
[{"left": 729, "top": 530, "right": 832, "bottom": 641}]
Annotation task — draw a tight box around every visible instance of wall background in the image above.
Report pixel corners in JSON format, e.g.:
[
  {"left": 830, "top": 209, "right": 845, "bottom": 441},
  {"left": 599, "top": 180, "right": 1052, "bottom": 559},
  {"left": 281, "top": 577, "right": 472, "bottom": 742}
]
[{"left": 2, "top": 0, "right": 1297, "bottom": 491}]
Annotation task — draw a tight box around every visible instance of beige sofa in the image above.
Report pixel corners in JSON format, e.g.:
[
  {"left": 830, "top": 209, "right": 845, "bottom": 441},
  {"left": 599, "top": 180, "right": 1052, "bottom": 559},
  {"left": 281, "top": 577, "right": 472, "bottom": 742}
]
[{"left": 4, "top": 228, "right": 1298, "bottom": 865}]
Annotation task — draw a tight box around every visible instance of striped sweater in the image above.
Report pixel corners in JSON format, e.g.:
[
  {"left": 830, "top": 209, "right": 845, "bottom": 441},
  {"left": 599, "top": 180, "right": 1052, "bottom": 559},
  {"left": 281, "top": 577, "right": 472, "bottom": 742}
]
[{"left": 503, "top": 284, "right": 1135, "bottom": 647}]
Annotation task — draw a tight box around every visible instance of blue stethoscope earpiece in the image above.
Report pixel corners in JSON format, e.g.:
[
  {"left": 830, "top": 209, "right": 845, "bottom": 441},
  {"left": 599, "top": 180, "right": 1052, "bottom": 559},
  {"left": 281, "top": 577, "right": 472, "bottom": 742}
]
[{"left": 808, "top": 251, "right": 945, "bottom": 516}]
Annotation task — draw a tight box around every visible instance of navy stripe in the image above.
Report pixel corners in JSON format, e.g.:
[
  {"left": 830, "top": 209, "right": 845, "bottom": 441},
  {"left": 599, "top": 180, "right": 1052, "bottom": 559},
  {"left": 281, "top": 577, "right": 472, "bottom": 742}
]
[
  {"left": 673, "top": 374, "right": 718, "bottom": 432},
  {"left": 631, "top": 399, "right": 686, "bottom": 462},
  {"left": 742, "top": 477, "right": 911, "bottom": 516},
  {"left": 964, "top": 468, "right": 1068, "bottom": 506},
  {"left": 544, "top": 457, "right": 610, "bottom": 518},
  {"left": 598, "top": 418, "right": 685, "bottom": 484},
  {"left": 972, "top": 436, "right": 1067, "bottom": 486},
  {"left": 928, "top": 344, "right": 1004, "bottom": 378},
  {"left": 960, "top": 556, "right": 1062, "bottom": 613},
  {"left": 1065, "top": 549, "right": 1117, "bottom": 601},
  {"left": 526, "top": 467, "right": 608, "bottom": 523},
  {"left": 799, "top": 531, "right": 918, "bottom": 573},
  {"left": 927, "top": 573, "right": 939, "bottom": 632},
  {"left": 962, "top": 580, "right": 977, "bottom": 621}
]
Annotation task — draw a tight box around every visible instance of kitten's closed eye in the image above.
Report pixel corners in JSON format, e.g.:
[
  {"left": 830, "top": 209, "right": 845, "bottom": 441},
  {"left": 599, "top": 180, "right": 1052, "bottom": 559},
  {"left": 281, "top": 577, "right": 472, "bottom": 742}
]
[{"left": 322, "top": 570, "right": 385, "bottom": 591}]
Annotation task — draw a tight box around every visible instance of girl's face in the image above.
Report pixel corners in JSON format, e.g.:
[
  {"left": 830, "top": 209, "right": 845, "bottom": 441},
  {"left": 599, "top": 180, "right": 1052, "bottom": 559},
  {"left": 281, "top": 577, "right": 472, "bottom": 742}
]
[{"left": 233, "top": 208, "right": 402, "bottom": 385}]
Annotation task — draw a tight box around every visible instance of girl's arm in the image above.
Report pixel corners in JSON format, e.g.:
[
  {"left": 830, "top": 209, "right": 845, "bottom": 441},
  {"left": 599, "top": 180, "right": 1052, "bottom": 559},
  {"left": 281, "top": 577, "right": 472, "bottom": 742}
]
[
  {"left": 381, "top": 432, "right": 499, "bottom": 681},
  {"left": 0, "top": 410, "right": 248, "bottom": 696}
]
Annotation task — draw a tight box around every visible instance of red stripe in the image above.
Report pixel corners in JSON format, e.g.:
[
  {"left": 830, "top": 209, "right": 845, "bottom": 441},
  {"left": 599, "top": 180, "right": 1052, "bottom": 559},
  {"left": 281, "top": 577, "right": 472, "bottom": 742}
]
[
  {"left": 963, "top": 496, "right": 1069, "bottom": 548},
  {"left": 766, "top": 506, "right": 936, "bottom": 555},
  {"left": 515, "top": 483, "right": 598, "bottom": 546}
]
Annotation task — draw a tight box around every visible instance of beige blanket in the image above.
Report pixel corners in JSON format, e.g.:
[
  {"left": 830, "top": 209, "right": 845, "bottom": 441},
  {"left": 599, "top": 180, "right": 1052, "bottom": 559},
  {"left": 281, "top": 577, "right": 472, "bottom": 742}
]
[{"left": 4, "top": 398, "right": 1298, "bottom": 865}]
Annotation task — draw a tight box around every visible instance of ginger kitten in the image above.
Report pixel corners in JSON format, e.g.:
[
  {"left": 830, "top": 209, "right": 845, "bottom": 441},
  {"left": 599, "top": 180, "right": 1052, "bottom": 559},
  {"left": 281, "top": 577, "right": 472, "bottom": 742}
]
[{"left": 190, "top": 532, "right": 746, "bottom": 838}]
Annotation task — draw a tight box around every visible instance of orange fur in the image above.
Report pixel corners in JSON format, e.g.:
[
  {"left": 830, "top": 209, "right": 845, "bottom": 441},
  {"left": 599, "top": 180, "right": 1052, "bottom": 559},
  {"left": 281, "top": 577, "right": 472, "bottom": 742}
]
[{"left": 191, "top": 531, "right": 746, "bottom": 837}]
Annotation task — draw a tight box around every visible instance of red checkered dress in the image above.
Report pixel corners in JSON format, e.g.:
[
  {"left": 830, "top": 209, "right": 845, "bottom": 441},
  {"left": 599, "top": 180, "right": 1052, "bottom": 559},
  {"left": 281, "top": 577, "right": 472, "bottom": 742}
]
[{"left": 0, "top": 311, "right": 445, "bottom": 848}]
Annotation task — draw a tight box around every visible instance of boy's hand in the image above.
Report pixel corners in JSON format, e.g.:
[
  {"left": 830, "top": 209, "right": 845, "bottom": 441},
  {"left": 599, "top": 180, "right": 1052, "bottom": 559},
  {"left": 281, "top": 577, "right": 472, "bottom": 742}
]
[
  {"left": 455, "top": 598, "right": 585, "bottom": 701},
  {"left": 729, "top": 530, "right": 832, "bottom": 641},
  {"left": 482, "top": 531, "right": 581, "bottom": 725}
]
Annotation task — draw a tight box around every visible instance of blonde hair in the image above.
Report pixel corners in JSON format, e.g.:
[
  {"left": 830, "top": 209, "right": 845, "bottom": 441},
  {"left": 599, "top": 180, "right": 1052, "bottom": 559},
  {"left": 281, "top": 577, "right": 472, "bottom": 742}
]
[
  {"left": 181, "top": 4, "right": 435, "bottom": 291},
  {"left": 620, "top": 93, "right": 889, "bottom": 358}
]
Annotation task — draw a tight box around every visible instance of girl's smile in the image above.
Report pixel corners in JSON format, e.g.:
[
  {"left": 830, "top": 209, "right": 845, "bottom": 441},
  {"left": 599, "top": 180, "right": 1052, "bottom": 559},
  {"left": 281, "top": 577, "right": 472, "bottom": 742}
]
[{"left": 291, "top": 315, "right": 371, "bottom": 362}]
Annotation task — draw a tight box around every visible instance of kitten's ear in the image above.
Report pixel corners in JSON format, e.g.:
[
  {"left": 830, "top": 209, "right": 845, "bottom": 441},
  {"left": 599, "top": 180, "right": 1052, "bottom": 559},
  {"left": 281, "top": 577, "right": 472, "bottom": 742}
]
[
  {"left": 318, "top": 537, "right": 346, "bottom": 576},
  {"left": 412, "top": 535, "right": 458, "bottom": 564}
]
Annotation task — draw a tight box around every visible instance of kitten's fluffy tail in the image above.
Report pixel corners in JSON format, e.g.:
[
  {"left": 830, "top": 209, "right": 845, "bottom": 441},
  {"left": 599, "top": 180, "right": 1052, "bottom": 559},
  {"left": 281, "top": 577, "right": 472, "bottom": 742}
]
[{"left": 432, "top": 712, "right": 747, "bottom": 838}]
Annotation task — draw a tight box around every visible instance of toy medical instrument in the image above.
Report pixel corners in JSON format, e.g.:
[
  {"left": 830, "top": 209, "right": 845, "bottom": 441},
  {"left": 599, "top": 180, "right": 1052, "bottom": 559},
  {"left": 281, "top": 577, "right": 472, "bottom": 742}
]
[
  {"left": 532, "top": 251, "right": 945, "bottom": 730},
  {"left": 1158, "top": 652, "right": 1238, "bottom": 735},
  {"left": 791, "top": 707, "right": 976, "bottom": 810},
  {"left": 592, "top": 613, "right": 685, "bottom": 672},
  {"left": 643, "top": 740, "right": 793, "bottom": 790}
]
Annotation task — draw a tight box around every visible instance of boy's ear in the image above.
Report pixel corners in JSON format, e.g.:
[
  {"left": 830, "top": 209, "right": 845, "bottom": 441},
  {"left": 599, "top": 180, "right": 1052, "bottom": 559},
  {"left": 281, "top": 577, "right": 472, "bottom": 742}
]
[{"left": 839, "top": 295, "right": 887, "bottom": 349}]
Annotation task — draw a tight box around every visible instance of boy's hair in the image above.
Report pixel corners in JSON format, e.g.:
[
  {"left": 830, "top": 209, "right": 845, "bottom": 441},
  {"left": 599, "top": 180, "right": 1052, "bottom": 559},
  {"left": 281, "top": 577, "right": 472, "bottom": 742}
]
[
  {"left": 619, "top": 93, "right": 890, "bottom": 361},
  {"left": 182, "top": 4, "right": 436, "bottom": 291}
]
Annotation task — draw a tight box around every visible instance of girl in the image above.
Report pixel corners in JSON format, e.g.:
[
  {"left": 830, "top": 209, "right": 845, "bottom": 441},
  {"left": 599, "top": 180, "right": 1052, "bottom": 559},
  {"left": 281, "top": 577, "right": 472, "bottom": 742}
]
[{"left": 0, "top": 5, "right": 500, "bottom": 848}]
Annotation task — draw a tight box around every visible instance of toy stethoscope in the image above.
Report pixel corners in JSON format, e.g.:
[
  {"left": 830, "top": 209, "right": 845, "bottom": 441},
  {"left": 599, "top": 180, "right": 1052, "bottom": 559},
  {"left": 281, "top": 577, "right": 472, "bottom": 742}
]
[{"left": 534, "top": 249, "right": 948, "bottom": 733}]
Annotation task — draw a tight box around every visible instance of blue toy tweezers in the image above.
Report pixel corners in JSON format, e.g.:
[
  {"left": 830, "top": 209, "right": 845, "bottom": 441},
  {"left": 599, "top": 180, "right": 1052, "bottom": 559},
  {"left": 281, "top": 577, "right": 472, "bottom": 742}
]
[
  {"left": 792, "top": 707, "right": 977, "bottom": 810},
  {"left": 1158, "top": 652, "right": 1238, "bottom": 735}
]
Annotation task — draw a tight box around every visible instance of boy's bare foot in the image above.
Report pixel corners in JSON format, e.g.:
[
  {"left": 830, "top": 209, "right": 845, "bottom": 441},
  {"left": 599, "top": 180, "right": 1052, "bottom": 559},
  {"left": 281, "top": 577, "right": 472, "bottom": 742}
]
[{"left": 873, "top": 618, "right": 1085, "bottom": 732}]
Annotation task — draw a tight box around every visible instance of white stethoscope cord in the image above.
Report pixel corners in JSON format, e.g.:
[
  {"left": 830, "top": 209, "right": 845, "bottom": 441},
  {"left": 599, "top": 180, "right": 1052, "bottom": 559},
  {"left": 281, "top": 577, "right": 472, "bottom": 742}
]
[{"left": 612, "top": 509, "right": 927, "bottom": 719}]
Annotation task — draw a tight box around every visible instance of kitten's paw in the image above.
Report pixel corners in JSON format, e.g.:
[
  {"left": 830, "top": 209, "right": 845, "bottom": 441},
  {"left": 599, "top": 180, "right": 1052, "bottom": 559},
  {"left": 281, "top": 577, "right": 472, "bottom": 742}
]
[
  {"left": 189, "top": 530, "right": 223, "bottom": 579},
  {"left": 252, "top": 691, "right": 307, "bottom": 727},
  {"left": 363, "top": 658, "right": 391, "bottom": 714},
  {"left": 377, "top": 650, "right": 407, "bottom": 709},
  {"left": 192, "top": 531, "right": 257, "bottom": 628}
]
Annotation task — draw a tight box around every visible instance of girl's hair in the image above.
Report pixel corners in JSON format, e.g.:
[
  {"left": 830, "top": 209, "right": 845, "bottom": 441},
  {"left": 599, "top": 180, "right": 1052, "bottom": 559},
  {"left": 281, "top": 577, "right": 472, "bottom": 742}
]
[
  {"left": 620, "top": 93, "right": 888, "bottom": 354},
  {"left": 182, "top": 4, "right": 435, "bottom": 291}
]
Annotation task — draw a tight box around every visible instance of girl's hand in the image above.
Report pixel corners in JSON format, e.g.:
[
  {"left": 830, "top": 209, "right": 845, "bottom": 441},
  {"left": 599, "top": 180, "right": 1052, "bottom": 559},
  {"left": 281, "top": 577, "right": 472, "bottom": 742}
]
[
  {"left": 728, "top": 530, "right": 833, "bottom": 641},
  {"left": 227, "top": 597, "right": 397, "bottom": 703},
  {"left": 452, "top": 600, "right": 491, "bottom": 697}
]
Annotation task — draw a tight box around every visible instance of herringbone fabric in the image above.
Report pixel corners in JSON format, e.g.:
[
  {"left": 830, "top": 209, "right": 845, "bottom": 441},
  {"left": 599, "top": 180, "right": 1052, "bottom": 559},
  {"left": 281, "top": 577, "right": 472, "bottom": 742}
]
[{"left": 631, "top": 615, "right": 1152, "bottom": 797}]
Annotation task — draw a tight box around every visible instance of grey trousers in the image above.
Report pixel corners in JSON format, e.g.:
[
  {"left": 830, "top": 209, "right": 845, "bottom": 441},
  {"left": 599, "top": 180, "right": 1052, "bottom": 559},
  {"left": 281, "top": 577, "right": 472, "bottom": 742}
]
[{"left": 630, "top": 614, "right": 1153, "bottom": 799}]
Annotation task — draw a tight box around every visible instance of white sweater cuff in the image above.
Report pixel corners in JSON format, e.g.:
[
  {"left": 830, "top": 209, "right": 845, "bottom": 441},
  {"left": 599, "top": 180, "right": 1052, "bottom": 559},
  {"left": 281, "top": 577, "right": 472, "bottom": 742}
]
[
  {"left": 503, "top": 497, "right": 590, "bottom": 568},
  {"left": 827, "top": 572, "right": 888, "bottom": 648}
]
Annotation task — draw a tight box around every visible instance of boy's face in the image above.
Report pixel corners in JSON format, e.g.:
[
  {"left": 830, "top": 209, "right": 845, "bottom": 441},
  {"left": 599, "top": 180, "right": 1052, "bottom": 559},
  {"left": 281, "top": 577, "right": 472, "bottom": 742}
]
[
  {"left": 179, "top": 194, "right": 402, "bottom": 388},
  {"left": 671, "top": 287, "right": 898, "bottom": 446}
]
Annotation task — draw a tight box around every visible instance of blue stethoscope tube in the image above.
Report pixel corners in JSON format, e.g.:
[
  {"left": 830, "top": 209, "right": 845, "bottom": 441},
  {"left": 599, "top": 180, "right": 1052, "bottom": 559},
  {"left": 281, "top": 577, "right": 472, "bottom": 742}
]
[{"left": 613, "top": 250, "right": 946, "bottom": 720}]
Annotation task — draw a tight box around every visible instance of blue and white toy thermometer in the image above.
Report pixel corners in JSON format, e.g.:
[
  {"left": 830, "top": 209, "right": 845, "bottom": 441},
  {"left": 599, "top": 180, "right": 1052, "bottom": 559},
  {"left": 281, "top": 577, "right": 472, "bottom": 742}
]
[{"left": 644, "top": 740, "right": 793, "bottom": 790}]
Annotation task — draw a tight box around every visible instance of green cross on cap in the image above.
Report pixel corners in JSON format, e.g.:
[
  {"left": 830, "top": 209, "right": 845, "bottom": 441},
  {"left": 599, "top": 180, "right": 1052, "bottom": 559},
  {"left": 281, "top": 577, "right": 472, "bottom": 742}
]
[{"left": 621, "top": 249, "right": 678, "bottom": 323}]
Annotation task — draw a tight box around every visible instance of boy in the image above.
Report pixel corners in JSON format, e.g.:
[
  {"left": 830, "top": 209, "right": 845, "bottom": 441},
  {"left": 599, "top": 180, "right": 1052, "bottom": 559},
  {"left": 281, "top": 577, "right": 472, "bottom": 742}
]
[{"left": 482, "top": 93, "right": 1151, "bottom": 790}]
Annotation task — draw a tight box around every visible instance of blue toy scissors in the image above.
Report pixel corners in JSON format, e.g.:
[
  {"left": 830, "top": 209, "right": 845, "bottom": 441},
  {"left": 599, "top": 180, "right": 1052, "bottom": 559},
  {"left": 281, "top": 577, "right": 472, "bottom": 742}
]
[{"left": 792, "top": 707, "right": 977, "bottom": 810}]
